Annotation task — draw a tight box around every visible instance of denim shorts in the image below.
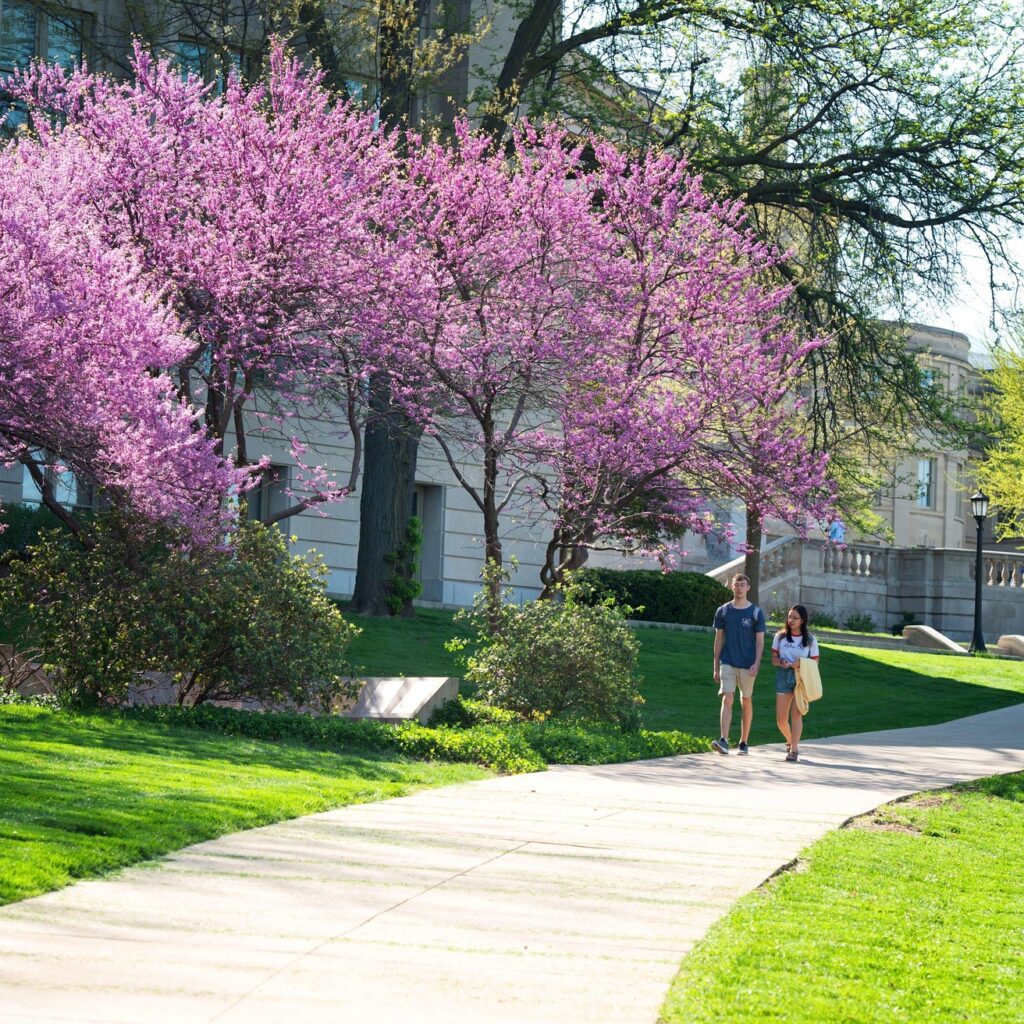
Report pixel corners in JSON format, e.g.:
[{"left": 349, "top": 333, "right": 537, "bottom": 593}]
[{"left": 775, "top": 668, "right": 796, "bottom": 694}]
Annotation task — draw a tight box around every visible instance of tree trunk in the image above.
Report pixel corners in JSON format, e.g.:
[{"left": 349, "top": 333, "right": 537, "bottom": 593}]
[
  {"left": 349, "top": 374, "right": 422, "bottom": 616},
  {"left": 348, "top": 1, "right": 428, "bottom": 615},
  {"left": 743, "top": 504, "right": 763, "bottom": 605}
]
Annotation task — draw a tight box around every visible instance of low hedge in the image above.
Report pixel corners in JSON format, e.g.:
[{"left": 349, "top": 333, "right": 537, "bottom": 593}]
[
  {"left": 122, "top": 705, "right": 544, "bottom": 774},
  {"left": 576, "top": 568, "right": 730, "bottom": 627},
  {"left": 121, "top": 703, "right": 711, "bottom": 773},
  {"left": 430, "top": 697, "right": 707, "bottom": 764}
]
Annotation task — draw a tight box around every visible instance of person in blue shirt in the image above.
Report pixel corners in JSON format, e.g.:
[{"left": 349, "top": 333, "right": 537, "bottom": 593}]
[
  {"left": 711, "top": 573, "right": 766, "bottom": 755},
  {"left": 827, "top": 517, "right": 846, "bottom": 546}
]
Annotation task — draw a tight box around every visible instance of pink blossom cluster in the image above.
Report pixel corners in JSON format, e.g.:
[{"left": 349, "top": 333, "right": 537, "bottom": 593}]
[
  {"left": 379, "top": 125, "right": 835, "bottom": 581},
  {"left": 2, "top": 46, "right": 834, "bottom": 569},
  {"left": 0, "top": 132, "right": 241, "bottom": 538}
]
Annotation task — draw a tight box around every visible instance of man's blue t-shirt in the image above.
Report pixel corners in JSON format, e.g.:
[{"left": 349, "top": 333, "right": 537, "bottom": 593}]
[{"left": 713, "top": 601, "right": 766, "bottom": 669}]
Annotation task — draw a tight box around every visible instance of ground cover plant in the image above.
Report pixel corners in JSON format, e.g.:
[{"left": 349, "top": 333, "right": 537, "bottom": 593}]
[
  {"left": 0, "top": 704, "right": 489, "bottom": 907},
  {"left": 662, "top": 771, "right": 1024, "bottom": 1023},
  {"left": 123, "top": 703, "right": 708, "bottom": 773}
]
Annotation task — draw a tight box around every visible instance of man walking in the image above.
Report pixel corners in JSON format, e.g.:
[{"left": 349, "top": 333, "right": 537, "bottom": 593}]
[{"left": 711, "top": 573, "right": 765, "bottom": 755}]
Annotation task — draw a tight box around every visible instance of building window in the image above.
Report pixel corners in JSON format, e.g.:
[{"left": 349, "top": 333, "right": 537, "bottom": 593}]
[
  {"left": 167, "top": 38, "right": 244, "bottom": 91},
  {"left": 916, "top": 457, "right": 937, "bottom": 509},
  {"left": 345, "top": 76, "right": 380, "bottom": 106},
  {"left": 1, "top": 0, "right": 89, "bottom": 134},
  {"left": 246, "top": 464, "right": 290, "bottom": 523},
  {"left": 20, "top": 454, "right": 101, "bottom": 510}
]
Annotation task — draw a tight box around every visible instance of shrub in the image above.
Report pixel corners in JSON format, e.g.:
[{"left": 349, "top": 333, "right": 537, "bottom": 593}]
[
  {"left": 385, "top": 516, "right": 424, "bottom": 615},
  {"left": 119, "top": 703, "right": 711, "bottom": 772},
  {"left": 427, "top": 696, "right": 518, "bottom": 728},
  {"left": 0, "top": 518, "right": 360, "bottom": 709},
  {"left": 0, "top": 502, "right": 69, "bottom": 561},
  {"left": 891, "top": 610, "right": 920, "bottom": 636},
  {"left": 810, "top": 610, "right": 841, "bottom": 629},
  {"left": 1, "top": 521, "right": 157, "bottom": 705},
  {"left": 844, "top": 612, "right": 877, "bottom": 633},
  {"left": 576, "top": 567, "right": 729, "bottom": 627},
  {"left": 449, "top": 565, "right": 643, "bottom": 728}
]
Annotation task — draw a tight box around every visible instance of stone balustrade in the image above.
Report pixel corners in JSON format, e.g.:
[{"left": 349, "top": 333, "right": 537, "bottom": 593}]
[
  {"left": 821, "top": 544, "right": 887, "bottom": 579},
  {"left": 707, "top": 539, "right": 1024, "bottom": 641},
  {"left": 983, "top": 556, "right": 1024, "bottom": 589}
]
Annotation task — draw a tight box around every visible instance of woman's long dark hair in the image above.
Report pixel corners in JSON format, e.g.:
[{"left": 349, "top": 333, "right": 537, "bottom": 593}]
[{"left": 784, "top": 605, "right": 812, "bottom": 649}]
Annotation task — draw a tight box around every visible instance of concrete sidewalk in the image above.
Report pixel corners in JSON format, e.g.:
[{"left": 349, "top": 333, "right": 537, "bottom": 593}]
[{"left": 2, "top": 704, "right": 1024, "bottom": 1024}]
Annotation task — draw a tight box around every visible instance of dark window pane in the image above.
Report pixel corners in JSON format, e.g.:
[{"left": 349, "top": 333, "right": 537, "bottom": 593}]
[
  {"left": 0, "top": 0, "right": 36, "bottom": 70},
  {"left": 46, "top": 14, "right": 84, "bottom": 68}
]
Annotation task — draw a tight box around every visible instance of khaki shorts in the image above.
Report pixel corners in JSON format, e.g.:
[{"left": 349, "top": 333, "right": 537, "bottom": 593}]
[{"left": 719, "top": 663, "right": 756, "bottom": 699}]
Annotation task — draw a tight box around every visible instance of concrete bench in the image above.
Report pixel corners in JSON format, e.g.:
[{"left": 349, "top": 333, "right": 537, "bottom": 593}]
[
  {"left": 996, "top": 635, "right": 1024, "bottom": 658},
  {"left": 344, "top": 676, "right": 459, "bottom": 724},
  {"left": 902, "top": 625, "right": 968, "bottom": 655}
]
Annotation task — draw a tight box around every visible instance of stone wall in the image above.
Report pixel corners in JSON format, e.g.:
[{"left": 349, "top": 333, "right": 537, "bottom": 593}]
[{"left": 711, "top": 538, "right": 1024, "bottom": 642}]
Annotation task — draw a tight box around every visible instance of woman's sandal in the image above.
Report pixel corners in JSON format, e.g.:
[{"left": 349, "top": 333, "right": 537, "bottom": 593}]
[{"left": 785, "top": 750, "right": 799, "bottom": 762}]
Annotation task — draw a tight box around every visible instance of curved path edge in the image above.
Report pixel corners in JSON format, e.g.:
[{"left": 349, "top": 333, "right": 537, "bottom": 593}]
[{"left": 2, "top": 702, "right": 1024, "bottom": 1024}]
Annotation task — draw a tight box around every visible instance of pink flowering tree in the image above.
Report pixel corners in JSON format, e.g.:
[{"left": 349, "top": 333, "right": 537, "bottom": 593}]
[
  {"left": 380, "top": 126, "right": 622, "bottom": 580},
  {"left": 13, "top": 43, "right": 400, "bottom": 528},
  {"left": 535, "top": 145, "right": 835, "bottom": 592},
  {"left": 386, "top": 126, "right": 834, "bottom": 595},
  {"left": 0, "top": 133, "right": 242, "bottom": 542}
]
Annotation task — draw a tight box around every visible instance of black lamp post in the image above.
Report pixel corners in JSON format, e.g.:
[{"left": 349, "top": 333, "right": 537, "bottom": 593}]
[{"left": 969, "top": 490, "right": 989, "bottom": 654}]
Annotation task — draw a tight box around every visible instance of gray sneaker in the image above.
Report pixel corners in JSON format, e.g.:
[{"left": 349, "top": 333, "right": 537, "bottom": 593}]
[
  {"left": 711, "top": 737, "right": 730, "bottom": 755},
  {"left": 738, "top": 741, "right": 749, "bottom": 755}
]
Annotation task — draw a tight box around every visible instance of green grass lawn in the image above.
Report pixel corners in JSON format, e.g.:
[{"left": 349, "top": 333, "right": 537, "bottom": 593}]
[
  {"left": 4, "top": 607, "right": 1023, "bottom": 913},
  {"left": 344, "top": 606, "right": 472, "bottom": 676},
  {"left": 0, "top": 704, "right": 488, "bottom": 907},
  {"left": 635, "top": 628, "right": 1024, "bottom": 740},
  {"left": 662, "top": 771, "right": 1024, "bottom": 1024},
  {"left": 345, "top": 610, "right": 1024, "bottom": 741}
]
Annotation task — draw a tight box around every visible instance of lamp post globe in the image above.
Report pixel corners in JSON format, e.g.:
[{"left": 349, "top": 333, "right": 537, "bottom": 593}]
[{"left": 969, "top": 490, "right": 989, "bottom": 654}]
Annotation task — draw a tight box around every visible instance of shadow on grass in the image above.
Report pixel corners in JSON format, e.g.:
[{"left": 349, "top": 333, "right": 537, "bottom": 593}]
[{"left": 1, "top": 704, "right": 475, "bottom": 904}]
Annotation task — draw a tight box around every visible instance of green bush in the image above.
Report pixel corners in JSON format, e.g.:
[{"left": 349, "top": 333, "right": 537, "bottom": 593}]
[
  {"left": 0, "top": 518, "right": 359, "bottom": 709},
  {"left": 576, "top": 568, "right": 729, "bottom": 627},
  {"left": 119, "top": 703, "right": 710, "bottom": 772},
  {"left": 0, "top": 503, "right": 68, "bottom": 561},
  {"left": 844, "top": 612, "right": 877, "bottom": 633},
  {"left": 810, "top": 610, "right": 841, "bottom": 629},
  {"left": 450, "top": 566, "right": 643, "bottom": 728},
  {"left": 427, "top": 696, "right": 518, "bottom": 728}
]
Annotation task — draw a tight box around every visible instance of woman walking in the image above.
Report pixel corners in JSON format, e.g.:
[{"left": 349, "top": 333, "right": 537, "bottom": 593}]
[{"left": 771, "top": 605, "right": 819, "bottom": 762}]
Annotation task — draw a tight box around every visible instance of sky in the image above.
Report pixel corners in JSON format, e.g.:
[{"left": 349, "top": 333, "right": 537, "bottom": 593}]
[{"left": 908, "top": 239, "right": 1024, "bottom": 364}]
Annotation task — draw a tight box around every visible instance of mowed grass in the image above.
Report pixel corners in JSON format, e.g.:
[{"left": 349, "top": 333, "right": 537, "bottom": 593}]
[
  {"left": 344, "top": 606, "right": 472, "bottom": 676},
  {"left": 634, "top": 628, "right": 1024, "bottom": 739},
  {"left": 4, "top": 607, "right": 1023, "bottom": 911},
  {"left": 0, "top": 704, "right": 488, "bottom": 907},
  {"left": 663, "top": 771, "right": 1024, "bottom": 1024},
  {"left": 347, "top": 611, "right": 1024, "bottom": 740}
]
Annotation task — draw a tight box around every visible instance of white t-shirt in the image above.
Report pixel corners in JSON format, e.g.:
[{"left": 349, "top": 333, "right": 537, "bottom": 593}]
[{"left": 772, "top": 633, "right": 820, "bottom": 665}]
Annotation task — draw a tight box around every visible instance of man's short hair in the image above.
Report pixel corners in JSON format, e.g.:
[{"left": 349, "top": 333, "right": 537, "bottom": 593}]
[{"left": 730, "top": 573, "right": 751, "bottom": 585}]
